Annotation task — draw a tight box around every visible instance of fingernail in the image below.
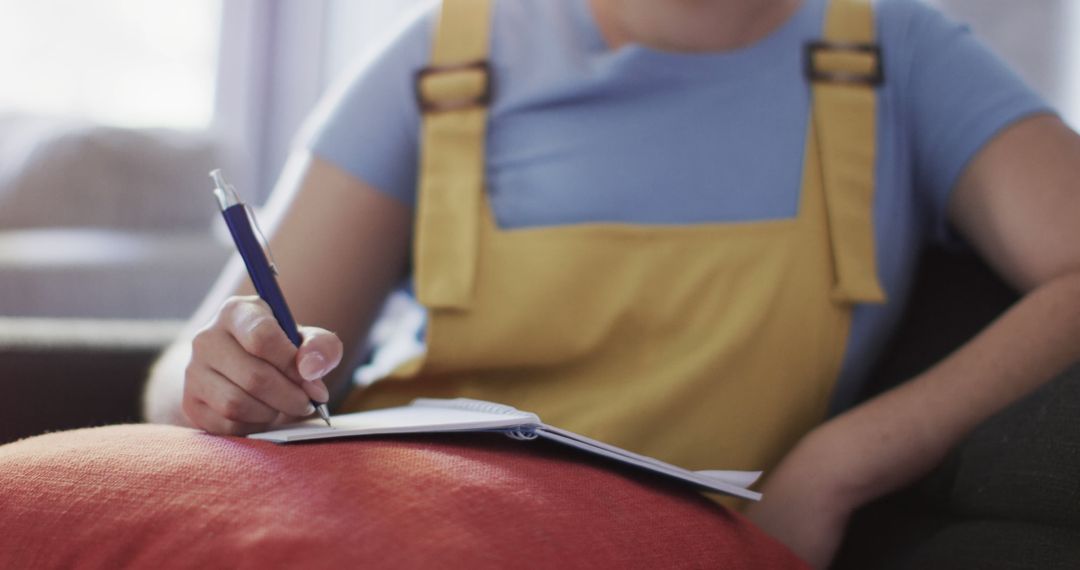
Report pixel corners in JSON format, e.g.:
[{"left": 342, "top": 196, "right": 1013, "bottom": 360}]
[
  {"left": 304, "top": 403, "right": 316, "bottom": 416},
  {"left": 298, "top": 353, "right": 328, "bottom": 381}
]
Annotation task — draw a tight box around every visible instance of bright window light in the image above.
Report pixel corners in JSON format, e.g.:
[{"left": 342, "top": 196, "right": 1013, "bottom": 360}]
[{"left": 0, "top": 0, "right": 221, "bottom": 129}]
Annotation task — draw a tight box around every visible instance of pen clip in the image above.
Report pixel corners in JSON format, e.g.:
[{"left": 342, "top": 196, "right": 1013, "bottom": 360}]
[{"left": 244, "top": 203, "right": 280, "bottom": 276}]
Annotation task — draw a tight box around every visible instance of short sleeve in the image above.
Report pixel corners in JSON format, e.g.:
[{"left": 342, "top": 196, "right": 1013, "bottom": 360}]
[
  {"left": 297, "top": 5, "right": 436, "bottom": 206},
  {"left": 897, "top": 2, "right": 1054, "bottom": 245}
]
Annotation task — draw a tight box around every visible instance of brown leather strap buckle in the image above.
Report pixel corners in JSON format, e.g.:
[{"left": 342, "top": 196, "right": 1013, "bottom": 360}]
[
  {"left": 804, "top": 41, "right": 883, "bottom": 86},
  {"left": 414, "top": 60, "right": 494, "bottom": 113}
]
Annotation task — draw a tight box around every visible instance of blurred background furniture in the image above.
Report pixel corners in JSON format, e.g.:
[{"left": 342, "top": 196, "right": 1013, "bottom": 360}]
[
  {"left": 0, "top": 114, "right": 230, "bottom": 319},
  {"left": 0, "top": 317, "right": 178, "bottom": 442}
]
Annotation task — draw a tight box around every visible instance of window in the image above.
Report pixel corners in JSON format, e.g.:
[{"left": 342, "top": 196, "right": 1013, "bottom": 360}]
[{"left": 0, "top": 0, "right": 221, "bottom": 129}]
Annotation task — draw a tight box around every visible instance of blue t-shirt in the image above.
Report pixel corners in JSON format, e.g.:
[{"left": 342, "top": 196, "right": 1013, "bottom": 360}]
[{"left": 301, "top": 0, "right": 1050, "bottom": 410}]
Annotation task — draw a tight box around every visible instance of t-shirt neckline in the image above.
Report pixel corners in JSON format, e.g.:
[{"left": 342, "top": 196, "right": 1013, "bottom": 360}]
[{"left": 568, "top": 0, "right": 821, "bottom": 78}]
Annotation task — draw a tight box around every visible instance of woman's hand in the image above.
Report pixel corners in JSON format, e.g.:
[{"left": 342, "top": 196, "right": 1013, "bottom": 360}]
[
  {"left": 182, "top": 295, "right": 344, "bottom": 435},
  {"left": 143, "top": 156, "right": 412, "bottom": 429},
  {"left": 744, "top": 427, "right": 860, "bottom": 569}
]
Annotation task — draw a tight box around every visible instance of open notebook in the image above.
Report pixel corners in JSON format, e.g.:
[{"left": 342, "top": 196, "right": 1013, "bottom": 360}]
[{"left": 249, "top": 398, "right": 762, "bottom": 501}]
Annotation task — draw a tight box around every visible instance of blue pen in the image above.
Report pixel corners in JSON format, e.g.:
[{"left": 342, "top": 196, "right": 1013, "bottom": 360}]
[{"left": 209, "top": 169, "right": 332, "bottom": 426}]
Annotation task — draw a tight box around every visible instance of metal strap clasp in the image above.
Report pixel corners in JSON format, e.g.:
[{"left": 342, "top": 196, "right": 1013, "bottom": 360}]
[
  {"left": 414, "top": 60, "right": 494, "bottom": 113},
  {"left": 805, "top": 41, "right": 884, "bottom": 86}
]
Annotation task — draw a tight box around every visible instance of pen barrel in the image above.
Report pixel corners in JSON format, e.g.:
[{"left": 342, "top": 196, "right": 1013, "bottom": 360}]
[{"left": 222, "top": 204, "right": 304, "bottom": 347}]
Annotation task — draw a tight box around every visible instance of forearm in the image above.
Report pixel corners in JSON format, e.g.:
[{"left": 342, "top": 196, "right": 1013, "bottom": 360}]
[
  {"left": 823, "top": 268, "right": 1080, "bottom": 506},
  {"left": 747, "top": 270, "right": 1080, "bottom": 567}
]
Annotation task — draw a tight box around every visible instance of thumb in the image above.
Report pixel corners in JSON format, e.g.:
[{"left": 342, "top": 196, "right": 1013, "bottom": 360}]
[{"left": 295, "top": 326, "right": 344, "bottom": 383}]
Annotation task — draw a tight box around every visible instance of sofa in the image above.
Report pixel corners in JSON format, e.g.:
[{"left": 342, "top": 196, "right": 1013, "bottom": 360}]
[
  {"left": 1, "top": 246, "right": 1077, "bottom": 568},
  {"left": 0, "top": 114, "right": 230, "bottom": 319}
]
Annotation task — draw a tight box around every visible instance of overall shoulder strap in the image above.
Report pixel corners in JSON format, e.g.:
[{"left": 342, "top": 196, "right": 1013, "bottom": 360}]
[
  {"left": 807, "top": 0, "right": 887, "bottom": 304},
  {"left": 413, "top": 0, "right": 493, "bottom": 309}
]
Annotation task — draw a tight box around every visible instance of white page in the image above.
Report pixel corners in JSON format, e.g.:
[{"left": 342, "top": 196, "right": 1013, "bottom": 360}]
[
  {"left": 695, "top": 470, "right": 763, "bottom": 489},
  {"left": 535, "top": 427, "right": 762, "bottom": 501},
  {"left": 537, "top": 426, "right": 762, "bottom": 488},
  {"left": 248, "top": 398, "right": 762, "bottom": 501},
  {"left": 249, "top": 399, "right": 539, "bottom": 443}
]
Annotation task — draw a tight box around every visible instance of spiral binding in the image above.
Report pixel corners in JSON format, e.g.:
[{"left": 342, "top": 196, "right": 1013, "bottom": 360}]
[
  {"left": 414, "top": 397, "right": 523, "bottom": 416},
  {"left": 411, "top": 398, "right": 540, "bottom": 442},
  {"left": 503, "top": 428, "right": 538, "bottom": 441}
]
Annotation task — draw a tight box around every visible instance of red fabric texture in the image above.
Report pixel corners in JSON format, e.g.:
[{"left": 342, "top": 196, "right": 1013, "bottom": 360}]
[{"left": 0, "top": 424, "right": 808, "bottom": 569}]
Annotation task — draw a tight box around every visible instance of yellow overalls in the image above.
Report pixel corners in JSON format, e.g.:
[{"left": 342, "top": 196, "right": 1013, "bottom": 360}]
[{"left": 344, "top": 0, "right": 886, "bottom": 478}]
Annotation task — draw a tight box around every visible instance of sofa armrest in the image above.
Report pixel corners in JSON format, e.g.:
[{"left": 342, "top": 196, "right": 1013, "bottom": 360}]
[{"left": 0, "top": 318, "right": 181, "bottom": 445}]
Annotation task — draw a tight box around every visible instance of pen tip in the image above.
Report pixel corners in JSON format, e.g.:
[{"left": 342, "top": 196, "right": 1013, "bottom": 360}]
[{"left": 316, "top": 404, "right": 332, "bottom": 427}]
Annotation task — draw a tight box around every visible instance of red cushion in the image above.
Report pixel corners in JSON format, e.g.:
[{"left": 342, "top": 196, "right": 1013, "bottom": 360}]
[{"left": 0, "top": 425, "right": 807, "bottom": 569}]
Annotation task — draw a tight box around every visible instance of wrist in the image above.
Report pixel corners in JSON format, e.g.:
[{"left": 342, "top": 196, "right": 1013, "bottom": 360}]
[
  {"left": 801, "top": 395, "right": 947, "bottom": 509},
  {"left": 787, "top": 418, "right": 889, "bottom": 510}
]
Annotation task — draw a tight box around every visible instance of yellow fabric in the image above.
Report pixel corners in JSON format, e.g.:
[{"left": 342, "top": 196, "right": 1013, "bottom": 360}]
[
  {"left": 429, "top": 0, "right": 490, "bottom": 66},
  {"left": 344, "top": 0, "right": 885, "bottom": 479},
  {"left": 413, "top": 0, "right": 492, "bottom": 308},
  {"left": 812, "top": 0, "right": 887, "bottom": 303},
  {"left": 413, "top": 105, "right": 486, "bottom": 308}
]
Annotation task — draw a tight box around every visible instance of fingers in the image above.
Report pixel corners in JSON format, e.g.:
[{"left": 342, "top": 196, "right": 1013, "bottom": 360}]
[
  {"left": 191, "top": 364, "right": 278, "bottom": 423},
  {"left": 219, "top": 298, "right": 336, "bottom": 404},
  {"left": 182, "top": 295, "right": 338, "bottom": 435},
  {"left": 183, "top": 399, "right": 279, "bottom": 436},
  {"left": 297, "top": 375, "right": 330, "bottom": 406},
  {"left": 197, "top": 328, "right": 317, "bottom": 418},
  {"left": 294, "top": 328, "right": 340, "bottom": 404},
  {"left": 220, "top": 296, "right": 302, "bottom": 380},
  {"left": 183, "top": 364, "right": 277, "bottom": 435},
  {"left": 296, "top": 326, "right": 344, "bottom": 384}
]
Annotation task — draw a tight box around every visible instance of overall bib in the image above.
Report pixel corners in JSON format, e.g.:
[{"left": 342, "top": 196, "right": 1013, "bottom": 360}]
[{"left": 344, "top": 0, "right": 886, "bottom": 476}]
